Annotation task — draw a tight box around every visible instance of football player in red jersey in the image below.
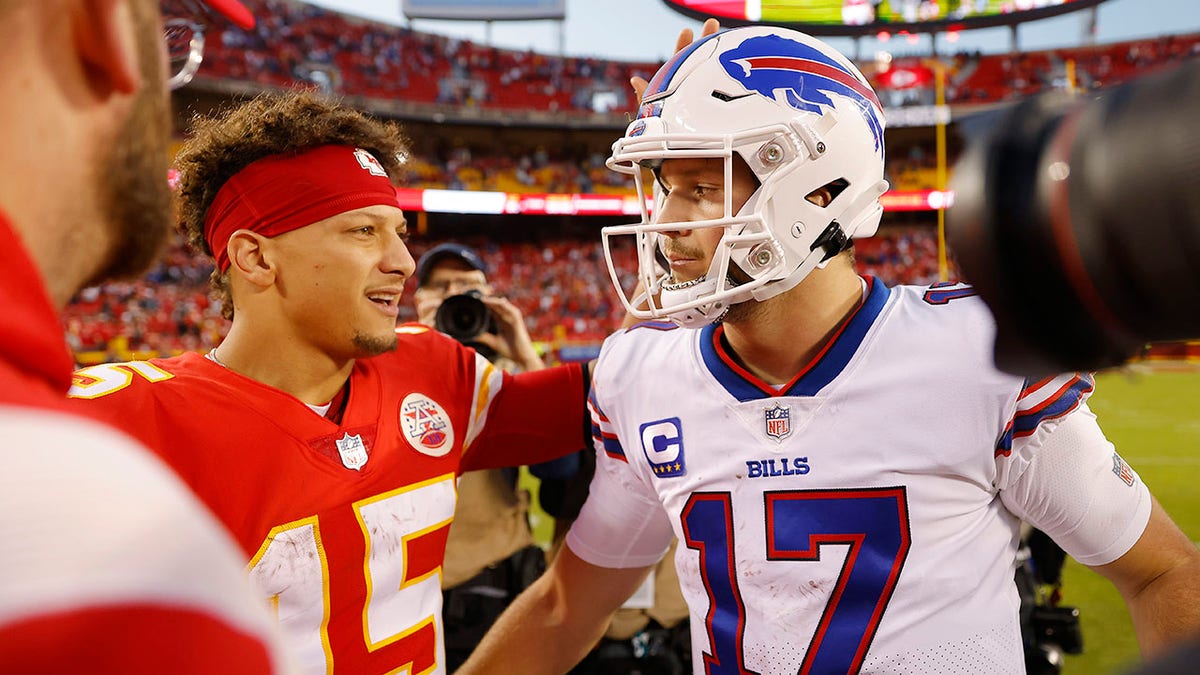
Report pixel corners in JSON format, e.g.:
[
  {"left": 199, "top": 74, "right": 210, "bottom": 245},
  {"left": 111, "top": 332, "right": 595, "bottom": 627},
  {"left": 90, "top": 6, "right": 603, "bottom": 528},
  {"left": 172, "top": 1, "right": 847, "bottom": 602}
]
[
  {"left": 0, "top": 0, "right": 292, "bottom": 672},
  {"left": 68, "top": 91, "right": 590, "bottom": 675}
]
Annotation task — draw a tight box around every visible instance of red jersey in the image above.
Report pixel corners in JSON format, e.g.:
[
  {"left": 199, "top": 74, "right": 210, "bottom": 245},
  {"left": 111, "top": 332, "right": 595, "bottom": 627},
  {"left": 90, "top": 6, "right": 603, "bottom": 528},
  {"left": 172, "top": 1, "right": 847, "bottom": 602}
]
[
  {"left": 69, "top": 324, "right": 587, "bottom": 675},
  {"left": 0, "top": 213, "right": 290, "bottom": 674}
]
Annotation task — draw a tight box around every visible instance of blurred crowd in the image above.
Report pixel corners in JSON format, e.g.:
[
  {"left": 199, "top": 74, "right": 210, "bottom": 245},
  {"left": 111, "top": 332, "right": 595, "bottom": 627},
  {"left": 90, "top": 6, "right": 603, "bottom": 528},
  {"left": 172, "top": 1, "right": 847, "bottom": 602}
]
[
  {"left": 401, "top": 143, "right": 631, "bottom": 195},
  {"left": 941, "top": 32, "right": 1200, "bottom": 103},
  {"left": 164, "top": 0, "right": 1197, "bottom": 114},
  {"left": 398, "top": 141, "right": 950, "bottom": 195},
  {"left": 163, "top": 0, "right": 658, "bottom": 115}
]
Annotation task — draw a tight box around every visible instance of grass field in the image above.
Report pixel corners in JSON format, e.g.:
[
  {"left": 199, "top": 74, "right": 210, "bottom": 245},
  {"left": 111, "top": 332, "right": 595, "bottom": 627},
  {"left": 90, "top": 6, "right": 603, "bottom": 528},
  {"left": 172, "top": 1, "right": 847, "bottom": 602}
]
[{"left": 1060, "top": 366, "right": 1200, "bottom": 674}]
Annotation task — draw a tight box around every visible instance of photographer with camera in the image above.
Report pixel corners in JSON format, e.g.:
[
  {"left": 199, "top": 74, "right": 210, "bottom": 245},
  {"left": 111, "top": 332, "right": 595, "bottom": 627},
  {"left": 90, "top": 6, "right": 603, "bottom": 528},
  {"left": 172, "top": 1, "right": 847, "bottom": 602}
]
[
  {"left": 415, "top": 243, "right": 544, "bottom": 372},
  {"left": 413, "top": 243, "right": 577, "bottom": 670}
]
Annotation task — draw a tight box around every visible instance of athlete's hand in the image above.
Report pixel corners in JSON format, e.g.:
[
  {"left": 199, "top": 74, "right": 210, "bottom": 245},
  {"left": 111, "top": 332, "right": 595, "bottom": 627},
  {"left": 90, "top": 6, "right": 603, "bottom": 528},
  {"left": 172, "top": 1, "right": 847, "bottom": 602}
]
[
  {"left": 475, "top": 295, "right": 545, "bottom": 372},
  {"left": 630, "top": 17, "right": 721, "bottom": 103}
]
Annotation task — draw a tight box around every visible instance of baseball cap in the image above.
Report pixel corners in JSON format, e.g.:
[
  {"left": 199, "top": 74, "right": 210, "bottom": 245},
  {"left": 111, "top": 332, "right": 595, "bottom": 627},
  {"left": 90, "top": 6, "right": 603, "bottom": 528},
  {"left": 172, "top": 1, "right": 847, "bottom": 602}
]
[
  {"left": 416, "top": 243, "right": 488, "bottom": 286},
  {"left": 201, "top": 0, "right": 256, "bottom": 29}
]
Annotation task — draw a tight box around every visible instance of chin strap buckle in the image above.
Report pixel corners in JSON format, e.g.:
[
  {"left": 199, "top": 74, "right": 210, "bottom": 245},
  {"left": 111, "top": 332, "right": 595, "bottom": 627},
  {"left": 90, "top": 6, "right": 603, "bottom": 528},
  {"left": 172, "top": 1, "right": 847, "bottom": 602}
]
[{"left": 810, "top": 221, "right": 848, "bottom": 262}]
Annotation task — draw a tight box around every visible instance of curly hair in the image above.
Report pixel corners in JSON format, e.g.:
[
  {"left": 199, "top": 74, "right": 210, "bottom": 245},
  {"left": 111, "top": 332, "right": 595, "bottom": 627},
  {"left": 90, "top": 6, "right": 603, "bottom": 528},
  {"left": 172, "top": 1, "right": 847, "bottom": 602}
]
[{"left": 175, "top": 90, "right": 409, "bottom": 319}]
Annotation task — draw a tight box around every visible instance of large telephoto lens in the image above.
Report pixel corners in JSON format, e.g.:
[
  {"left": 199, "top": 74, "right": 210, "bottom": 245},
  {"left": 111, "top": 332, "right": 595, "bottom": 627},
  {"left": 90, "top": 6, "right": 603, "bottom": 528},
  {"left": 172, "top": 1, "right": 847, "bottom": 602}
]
[{"left": 948, "top": 60, "right": 1200, "bottom": 376}]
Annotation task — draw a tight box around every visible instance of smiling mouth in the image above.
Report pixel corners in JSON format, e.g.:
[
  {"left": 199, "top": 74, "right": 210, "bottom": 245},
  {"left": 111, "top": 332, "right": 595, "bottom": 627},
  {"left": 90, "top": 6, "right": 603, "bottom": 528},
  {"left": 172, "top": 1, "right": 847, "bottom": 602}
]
[{"left": 366, "top": 292, "right": 401, "bottom": 314}]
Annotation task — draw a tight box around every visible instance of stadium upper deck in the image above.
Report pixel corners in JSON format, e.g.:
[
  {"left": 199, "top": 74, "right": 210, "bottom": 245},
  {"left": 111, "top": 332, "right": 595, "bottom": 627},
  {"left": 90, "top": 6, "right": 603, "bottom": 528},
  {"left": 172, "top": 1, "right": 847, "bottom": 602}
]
[{"left": 167, "top": 0, "right": 1199, "bottom": 125}]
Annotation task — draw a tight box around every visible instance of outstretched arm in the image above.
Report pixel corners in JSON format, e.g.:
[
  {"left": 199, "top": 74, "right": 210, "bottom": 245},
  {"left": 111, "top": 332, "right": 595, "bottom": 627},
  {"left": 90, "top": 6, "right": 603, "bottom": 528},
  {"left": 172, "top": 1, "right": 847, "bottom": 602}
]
[
  {"left": 1088, "top": 496, "right": 1200, "bottom": 657},
  {"left": 456, "top": 545, "right": 653, "bottom": 674}
]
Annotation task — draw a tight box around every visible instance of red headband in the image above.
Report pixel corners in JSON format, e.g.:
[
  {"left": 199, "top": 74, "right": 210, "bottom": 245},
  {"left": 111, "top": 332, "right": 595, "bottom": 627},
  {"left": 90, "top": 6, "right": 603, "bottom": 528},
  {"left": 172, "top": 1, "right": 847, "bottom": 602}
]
[{"left": 203, "top": 145, "right": 399, "bottom": 272}]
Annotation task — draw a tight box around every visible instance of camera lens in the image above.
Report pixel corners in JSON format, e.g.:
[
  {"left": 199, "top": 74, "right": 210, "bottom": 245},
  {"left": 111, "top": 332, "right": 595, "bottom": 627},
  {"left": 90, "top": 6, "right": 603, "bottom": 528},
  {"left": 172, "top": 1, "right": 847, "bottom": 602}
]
[
  {"left": 435, "top": 291, "right": 491, "bottom": 342},
  {"left": 948, "top": 60, "right": 1200, "bottom": 376}
]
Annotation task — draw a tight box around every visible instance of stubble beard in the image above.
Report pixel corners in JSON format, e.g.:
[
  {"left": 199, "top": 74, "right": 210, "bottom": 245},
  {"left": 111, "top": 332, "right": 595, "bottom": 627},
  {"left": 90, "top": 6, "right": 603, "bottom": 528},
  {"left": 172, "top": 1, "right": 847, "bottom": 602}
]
[
  {"left": 352, "top": 331, "right": 398, "bottom": 357},
  {"left": 89, "top": 1, "right": 173, "bottom": 285},
  {"left": 719, "top": 298, "right": 763, "bottom": 326}
]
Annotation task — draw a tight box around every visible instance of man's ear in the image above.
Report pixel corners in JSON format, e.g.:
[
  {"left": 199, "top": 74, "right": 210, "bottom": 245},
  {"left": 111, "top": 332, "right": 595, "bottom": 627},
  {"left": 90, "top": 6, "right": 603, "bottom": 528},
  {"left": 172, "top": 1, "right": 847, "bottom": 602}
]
[
  {"left": 226, "top": 230, "right": 275, "bottom": 288},
  {"left": 805, "top": 186, "right": 834, "bottom": 208},
  {"left": 72, "top": 0, "right": 143, "bottom": 97}
]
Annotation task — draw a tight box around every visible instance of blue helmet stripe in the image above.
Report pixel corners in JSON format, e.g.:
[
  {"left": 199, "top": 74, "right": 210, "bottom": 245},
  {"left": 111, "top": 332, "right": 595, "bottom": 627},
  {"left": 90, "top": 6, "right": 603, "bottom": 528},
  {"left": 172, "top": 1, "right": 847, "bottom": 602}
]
[{"left": 641, "top": 30, "right": 726, "bottom": 100}]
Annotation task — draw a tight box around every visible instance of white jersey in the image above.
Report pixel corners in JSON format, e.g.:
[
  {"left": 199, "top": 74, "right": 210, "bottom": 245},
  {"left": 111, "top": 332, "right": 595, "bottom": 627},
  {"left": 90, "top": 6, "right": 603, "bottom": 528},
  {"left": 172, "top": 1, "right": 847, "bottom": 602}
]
[
  {"left": 568, "top": 278, "right": 1151, "bottom": 675},
  {"left": 0, "top": 407, "right": 294, "bottom": 674}
]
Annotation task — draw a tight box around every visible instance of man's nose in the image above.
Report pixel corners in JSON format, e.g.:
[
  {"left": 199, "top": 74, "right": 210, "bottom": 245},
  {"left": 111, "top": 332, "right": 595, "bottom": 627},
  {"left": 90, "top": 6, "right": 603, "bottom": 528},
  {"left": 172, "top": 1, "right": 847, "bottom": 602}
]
[
  {"left": 383, "top": 233, "right": 416, "bottom": 278},
  {"left": 655, "top": 197, "right": 694, "bottom": 237}
]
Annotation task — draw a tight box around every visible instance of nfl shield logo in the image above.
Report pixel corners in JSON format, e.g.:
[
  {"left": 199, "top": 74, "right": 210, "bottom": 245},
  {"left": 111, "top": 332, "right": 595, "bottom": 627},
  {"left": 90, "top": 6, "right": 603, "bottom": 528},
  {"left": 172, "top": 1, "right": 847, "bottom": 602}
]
[
  {"left": 336, "top": 433, "right": 369, "bottom": 471},
  {"left": 764, "top": 404, "right": 792, "bottom": 442},
  {"left": 1112, "top": 452, "right": 1136, "bottom": 486}
]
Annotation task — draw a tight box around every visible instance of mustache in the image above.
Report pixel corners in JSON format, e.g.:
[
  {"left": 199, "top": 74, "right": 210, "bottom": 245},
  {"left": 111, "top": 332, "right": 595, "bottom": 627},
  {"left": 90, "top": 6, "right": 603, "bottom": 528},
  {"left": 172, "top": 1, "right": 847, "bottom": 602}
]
[{"left": 658, "top": 242, "right": 706, "bottom": 260}]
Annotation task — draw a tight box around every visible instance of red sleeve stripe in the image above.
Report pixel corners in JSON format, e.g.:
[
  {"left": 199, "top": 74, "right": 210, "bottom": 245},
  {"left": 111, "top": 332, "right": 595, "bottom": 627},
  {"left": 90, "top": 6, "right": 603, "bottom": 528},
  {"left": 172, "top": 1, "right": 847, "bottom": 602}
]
[{"left": 1013, "top": 374, "right": 1095, "bottom": 438}]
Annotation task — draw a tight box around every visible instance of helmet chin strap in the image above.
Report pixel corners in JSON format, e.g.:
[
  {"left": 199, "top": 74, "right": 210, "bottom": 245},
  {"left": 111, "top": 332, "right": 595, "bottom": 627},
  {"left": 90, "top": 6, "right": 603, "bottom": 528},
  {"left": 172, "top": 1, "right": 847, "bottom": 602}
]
[{"left": 659, "top": 274, "right": 728, "bottom": 328}]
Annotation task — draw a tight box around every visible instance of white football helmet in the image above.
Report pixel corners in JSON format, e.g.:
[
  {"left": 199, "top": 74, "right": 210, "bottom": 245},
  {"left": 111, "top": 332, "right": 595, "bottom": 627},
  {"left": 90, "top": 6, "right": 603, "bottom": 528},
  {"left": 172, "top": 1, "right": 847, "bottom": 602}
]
[{"left": 603, "top": 26, "right": 889, "bottom": 328}]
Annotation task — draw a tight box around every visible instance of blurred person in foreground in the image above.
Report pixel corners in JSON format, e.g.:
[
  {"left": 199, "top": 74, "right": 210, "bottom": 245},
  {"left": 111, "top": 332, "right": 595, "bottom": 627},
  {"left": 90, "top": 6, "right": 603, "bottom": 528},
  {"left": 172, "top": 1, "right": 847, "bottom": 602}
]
[
  {"left": 459, "top": 25, "right": 1200, "bottom": 674},
  {"left": 944, "top": 59, "right": 1200, "bottom": 675},
  {"left": 0, "top": 0, "right": 291, "bottom": 672},
  {"left": 67, "top": 90, "right": 590, "bottom": 675},
  {"left": 412, "top": 242, "right": 579, "bottom": 671}
]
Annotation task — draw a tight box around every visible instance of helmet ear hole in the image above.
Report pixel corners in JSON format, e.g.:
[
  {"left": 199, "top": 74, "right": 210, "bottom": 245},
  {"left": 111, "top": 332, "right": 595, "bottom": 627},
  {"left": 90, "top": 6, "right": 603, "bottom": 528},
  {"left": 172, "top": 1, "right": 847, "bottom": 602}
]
[{"left": 807, "top": 178, "right": 850, "bottom": 207}]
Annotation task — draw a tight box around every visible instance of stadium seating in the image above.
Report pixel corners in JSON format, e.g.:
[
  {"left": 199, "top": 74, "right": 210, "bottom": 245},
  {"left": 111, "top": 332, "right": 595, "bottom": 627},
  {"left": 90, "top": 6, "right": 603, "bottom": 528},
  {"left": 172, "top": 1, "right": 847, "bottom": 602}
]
[{"left": 165, "top": 0, "right": 1198, "bottom": 112}]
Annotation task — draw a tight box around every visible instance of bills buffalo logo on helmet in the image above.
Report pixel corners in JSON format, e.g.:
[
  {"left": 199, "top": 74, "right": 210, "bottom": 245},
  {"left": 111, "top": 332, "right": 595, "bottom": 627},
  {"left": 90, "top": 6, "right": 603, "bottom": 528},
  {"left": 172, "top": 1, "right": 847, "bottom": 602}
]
[{"left": 718, "top": 34, "right": 885, "bottom": 154}]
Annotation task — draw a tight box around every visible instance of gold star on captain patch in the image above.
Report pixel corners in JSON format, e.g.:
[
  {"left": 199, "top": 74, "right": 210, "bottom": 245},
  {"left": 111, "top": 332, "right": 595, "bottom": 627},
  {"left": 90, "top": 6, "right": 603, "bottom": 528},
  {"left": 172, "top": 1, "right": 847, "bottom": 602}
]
[{"left": 673, "top": 462, "right": 681, "bottom": 471}]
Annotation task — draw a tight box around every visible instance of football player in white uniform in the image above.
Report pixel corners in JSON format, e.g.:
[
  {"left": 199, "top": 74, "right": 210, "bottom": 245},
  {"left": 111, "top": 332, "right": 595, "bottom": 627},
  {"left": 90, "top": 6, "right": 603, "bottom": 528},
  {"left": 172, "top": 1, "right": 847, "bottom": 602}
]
[{"left": 459, "top": 25, "right": 1200, "bottom": 675}]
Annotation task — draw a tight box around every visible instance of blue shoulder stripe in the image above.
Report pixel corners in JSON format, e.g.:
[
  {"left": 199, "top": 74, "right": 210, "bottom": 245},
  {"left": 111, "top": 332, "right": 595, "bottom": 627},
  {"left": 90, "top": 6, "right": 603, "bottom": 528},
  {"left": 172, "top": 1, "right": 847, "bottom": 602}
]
[
  {"left": 1012, "top": 374, "right": 1095, "bottom": 438},
  {"left": 587, "top": 388, "right": 625, "bottom": 461}
]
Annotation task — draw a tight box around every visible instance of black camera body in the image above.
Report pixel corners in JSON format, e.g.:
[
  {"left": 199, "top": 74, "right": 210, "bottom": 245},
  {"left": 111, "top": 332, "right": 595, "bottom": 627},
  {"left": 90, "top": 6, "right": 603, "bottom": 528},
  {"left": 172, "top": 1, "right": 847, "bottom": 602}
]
[
  {"left": 434, "top": 290, "right": 499, "bottom": 358},
  {"left": 1017, "top": 529, "right": 1084, "bottom": 675}
]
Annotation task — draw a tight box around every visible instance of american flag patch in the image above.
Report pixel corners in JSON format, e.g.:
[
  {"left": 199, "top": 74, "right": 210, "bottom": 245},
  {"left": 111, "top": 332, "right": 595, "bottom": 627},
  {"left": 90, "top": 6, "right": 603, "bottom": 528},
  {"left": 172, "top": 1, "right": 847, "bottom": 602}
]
[{"left": 1112, "top": 452, "right": 1136, "bottom": 487}]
